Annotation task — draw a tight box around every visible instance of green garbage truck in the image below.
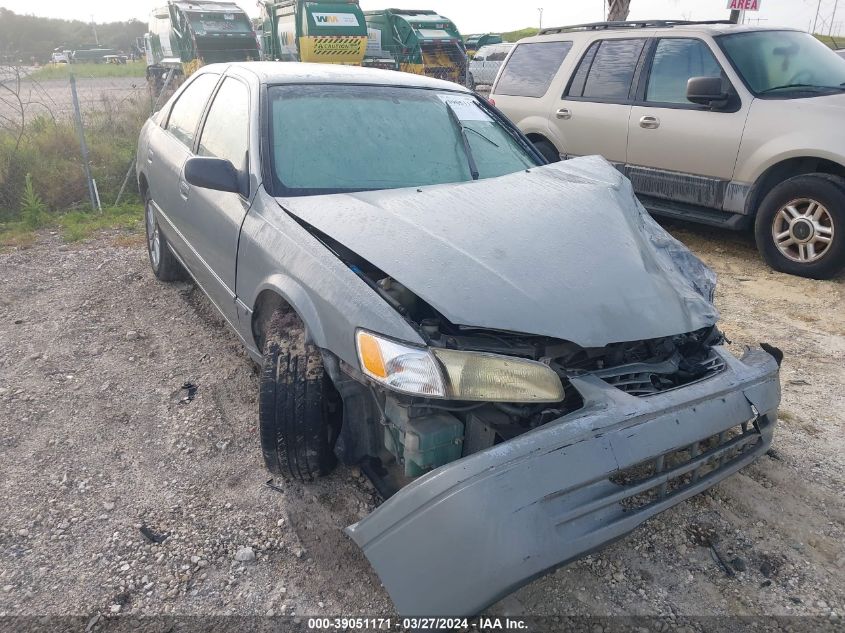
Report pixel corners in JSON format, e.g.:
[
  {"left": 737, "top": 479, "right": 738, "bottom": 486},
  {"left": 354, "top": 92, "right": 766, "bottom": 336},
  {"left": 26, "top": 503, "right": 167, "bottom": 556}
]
[
  {"left": 362, "top": 9, "right": 467, "bottom": 83},
  {"left": 145, "top": 1, "right": 260, "bottom": 87},
  {"left": 259, "top": 0, "right": 368, "bottom": 64},
  {"left": 465, "top": 33, "right": 503, "bottom": 56}
]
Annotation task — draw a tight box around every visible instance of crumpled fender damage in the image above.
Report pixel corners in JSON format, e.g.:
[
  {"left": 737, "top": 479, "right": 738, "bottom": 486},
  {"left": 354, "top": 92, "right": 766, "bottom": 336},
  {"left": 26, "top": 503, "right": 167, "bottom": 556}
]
[{"left": 345, "top": 347, "right": 781, "bottom": 616}]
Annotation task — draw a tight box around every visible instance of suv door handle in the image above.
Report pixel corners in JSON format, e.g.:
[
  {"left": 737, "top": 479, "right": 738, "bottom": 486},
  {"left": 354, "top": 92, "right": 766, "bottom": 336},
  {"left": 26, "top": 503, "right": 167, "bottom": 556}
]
[
  {"left": 556, "top": 108, "right": 572, "bottom": 120},
  {"left": 639, "top": 115, "right": 660, "bottom": 129},
  {"left": 147, "top": 149, "right": 155, "bottom": 163},
  {"left": 179, "top": 180, "right": 190, "bottom": 200}
]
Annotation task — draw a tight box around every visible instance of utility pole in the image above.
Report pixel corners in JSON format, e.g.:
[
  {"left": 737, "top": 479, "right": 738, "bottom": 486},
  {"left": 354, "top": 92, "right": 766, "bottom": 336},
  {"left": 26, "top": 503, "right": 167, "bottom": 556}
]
[
  {"left": 813, "top": 0, "right": 823, "bottom": 34},
  {"left": 91, "top": 15, "right": 99, "bottom": 46},
  {"left": 538, "top": 8, "right": 544, "bottom": 31}
]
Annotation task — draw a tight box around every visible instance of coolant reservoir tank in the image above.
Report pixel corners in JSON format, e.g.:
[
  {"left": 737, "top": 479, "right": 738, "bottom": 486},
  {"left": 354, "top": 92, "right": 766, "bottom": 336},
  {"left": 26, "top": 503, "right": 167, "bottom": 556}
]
[{"left": 386, "top": 412, "right": 464, "bottom": 478}]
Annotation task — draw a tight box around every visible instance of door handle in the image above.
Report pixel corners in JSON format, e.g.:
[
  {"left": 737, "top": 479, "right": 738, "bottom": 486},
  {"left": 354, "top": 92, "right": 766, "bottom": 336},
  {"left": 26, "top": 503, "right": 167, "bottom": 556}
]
[
  {"left": 639, "top": 115, "right": 660, "bottom": 129},
  {"left": 147, "top": 149, "right": 155, "bottom": 163},
  {"left": 556, "top": 108, "right": 572, "bottom": 120},
  {"left": 179, "top": 180, "right": 190, "bottom": 200}
]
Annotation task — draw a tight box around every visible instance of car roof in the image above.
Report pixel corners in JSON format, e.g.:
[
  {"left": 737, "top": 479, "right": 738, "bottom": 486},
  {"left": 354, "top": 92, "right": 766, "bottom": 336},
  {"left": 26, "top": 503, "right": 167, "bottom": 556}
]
[
  {"left": 201, "top": 62, "right": 470, "bottom": 92},
  {"left": 523, "top": 22, "right": 801, "bottom": 43}
]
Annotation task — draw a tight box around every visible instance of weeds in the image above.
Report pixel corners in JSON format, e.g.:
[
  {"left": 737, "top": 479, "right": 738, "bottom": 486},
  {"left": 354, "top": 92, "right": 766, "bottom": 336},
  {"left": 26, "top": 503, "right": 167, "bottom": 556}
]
[
  {"left": 19, "top": 174, "right": 47, "bottom": 229},
  {"left": 0, "top": 95, "right": 150, "bottom": 220},
  {"left": 0, "top": 202, "right": 143, "bottom": 249}
]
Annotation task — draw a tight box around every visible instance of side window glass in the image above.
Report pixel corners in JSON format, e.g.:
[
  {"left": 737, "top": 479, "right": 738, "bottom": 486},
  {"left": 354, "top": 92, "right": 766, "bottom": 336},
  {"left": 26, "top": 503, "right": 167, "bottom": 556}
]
[
  {"left": 566, "top": 41, "right": 599, "bottom": 97},
  {"left": 581, "top": 38, "right": 647, "bottom": 101},
  {"left": 647, "top": 39, "right": 724, "bottom": 104},
  {"left": 198, "top": 78, "right": 250, "bottom": 173},
  {"left": 495, "top": 41, "right": 573, "bottom": 98},
  {"left": 488, "top": 50, "right": 508, "bottom": 62},
  {"left": 166, "top": 74, "right": 219, "bottom": 147}
]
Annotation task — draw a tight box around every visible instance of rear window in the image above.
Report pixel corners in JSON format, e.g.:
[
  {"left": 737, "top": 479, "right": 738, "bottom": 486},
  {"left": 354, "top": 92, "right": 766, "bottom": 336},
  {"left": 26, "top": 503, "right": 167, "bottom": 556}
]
[{"left": 494, "top": 41, "right": 573, "bottom": 97}]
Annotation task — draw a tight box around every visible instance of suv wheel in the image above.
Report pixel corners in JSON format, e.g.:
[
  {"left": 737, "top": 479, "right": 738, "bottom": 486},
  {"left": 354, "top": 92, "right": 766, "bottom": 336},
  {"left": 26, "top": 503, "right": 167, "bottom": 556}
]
[
  {"left": 754, "top": 174, "right": 845, "bottom": 279},
  {"left": 259, "top": 312, "right": 341, "bottom": 482},
  {"left": 532, "top": 140, "right": 560, "bottom": 163}
]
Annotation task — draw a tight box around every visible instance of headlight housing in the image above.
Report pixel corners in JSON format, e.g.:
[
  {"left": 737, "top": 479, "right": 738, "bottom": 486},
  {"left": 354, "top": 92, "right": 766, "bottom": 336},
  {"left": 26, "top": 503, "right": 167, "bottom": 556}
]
[{"left": 356, "top": 330, "right": 565, "bottom": 402}]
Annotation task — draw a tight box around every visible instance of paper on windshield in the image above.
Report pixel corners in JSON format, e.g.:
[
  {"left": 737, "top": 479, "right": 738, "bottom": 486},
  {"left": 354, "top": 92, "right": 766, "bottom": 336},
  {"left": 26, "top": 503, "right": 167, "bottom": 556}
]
[{"left": 437, "top": 94, "right": 492, "bottom": 122}]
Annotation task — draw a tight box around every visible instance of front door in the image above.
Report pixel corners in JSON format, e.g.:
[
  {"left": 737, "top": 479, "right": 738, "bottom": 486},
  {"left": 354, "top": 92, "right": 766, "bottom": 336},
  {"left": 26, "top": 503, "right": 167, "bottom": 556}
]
[
  {"left": 626, "top": 38, "right": 750, "bottom": 210},
  {"left": 181, "top": 76, "right": 252, "bottom": 324},
  {"left": 152, "top": 73, "right": 221, "bottom": 262}
]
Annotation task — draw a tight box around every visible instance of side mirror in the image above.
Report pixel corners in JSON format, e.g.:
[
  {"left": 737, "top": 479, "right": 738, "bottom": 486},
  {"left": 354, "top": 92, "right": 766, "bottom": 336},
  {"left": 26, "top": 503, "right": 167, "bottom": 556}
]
[
  {"left": 686, "top": 76, "right": 729, "bottom": 109},
  {"left": 184, "top": 157, "right": 241, "bottom": 194}
]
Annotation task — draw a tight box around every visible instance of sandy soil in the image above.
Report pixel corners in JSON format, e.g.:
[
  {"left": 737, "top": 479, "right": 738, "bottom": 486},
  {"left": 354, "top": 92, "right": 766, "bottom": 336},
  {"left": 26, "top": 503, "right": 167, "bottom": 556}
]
[{"left": 0, "top": 223, "right": 842, "bottom": 622}]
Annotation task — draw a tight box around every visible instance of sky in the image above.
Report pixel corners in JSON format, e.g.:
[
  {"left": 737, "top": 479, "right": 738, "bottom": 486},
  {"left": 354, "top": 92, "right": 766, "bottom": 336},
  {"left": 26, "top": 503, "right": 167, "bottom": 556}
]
[{"left": 1, "top": 0, "right": 843, "bottom": 37}]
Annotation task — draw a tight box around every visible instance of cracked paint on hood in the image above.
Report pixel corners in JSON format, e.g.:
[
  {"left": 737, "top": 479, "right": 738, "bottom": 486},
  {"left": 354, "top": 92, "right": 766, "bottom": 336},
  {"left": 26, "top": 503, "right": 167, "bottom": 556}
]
[{"left": 277, "top": 156, "right": 719, "bottom": 347}]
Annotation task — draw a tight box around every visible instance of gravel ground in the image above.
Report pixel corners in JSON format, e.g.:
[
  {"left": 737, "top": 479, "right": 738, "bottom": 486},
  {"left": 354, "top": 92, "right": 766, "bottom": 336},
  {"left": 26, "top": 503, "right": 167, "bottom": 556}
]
[{"left": 0, "top": 224, "right": 842, "bottom": 622}]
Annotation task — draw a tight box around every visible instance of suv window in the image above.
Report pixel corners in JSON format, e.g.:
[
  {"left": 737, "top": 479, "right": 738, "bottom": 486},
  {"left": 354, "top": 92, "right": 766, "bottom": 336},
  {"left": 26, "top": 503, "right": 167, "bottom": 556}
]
[
  {"left": 495, "top": 41, "right": 573, "bottom": 98},
  {"left": 198, "top": 78, "right": 250, "bottom": 172},
  {"left": 166, "top": 73, "right": 219, "bottom": 147},
  {"left": 647, "top": 39, "right": 723, "bottom": 104},
  {"left": 567, "top": 38, "right": 647, "bottom": 101},
  {"left": 487, "top": 46, "right": 511, "bottom": 62}
]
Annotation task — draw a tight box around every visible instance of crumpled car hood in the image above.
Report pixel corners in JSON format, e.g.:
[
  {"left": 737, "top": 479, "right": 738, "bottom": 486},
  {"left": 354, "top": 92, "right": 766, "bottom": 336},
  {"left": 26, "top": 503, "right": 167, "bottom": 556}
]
[{"left": 277, "top": 156, "right": 719, "bottom": 347}]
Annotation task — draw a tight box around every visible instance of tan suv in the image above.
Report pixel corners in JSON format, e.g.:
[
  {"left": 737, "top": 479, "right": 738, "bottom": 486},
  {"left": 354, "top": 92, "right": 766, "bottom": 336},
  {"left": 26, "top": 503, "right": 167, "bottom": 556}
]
[{"left": 491, "top": 20, "right": 845, "bottom": 279}]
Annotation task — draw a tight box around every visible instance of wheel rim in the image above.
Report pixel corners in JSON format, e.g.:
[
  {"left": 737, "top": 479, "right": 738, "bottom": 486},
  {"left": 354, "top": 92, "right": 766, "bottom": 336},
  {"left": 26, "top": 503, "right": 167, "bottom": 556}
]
[
  {"left": 146, "top": 201, "right": 161, "bottom": 270},
  {"left": 772, "top": 197, "right": 835, "bottom": 264}
]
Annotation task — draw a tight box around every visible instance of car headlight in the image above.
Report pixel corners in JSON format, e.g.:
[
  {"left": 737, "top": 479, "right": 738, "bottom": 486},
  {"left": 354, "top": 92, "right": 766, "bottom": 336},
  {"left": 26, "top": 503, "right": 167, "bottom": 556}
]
[{"left": 356, "top": 331, "right": 565, "bottom": 403}]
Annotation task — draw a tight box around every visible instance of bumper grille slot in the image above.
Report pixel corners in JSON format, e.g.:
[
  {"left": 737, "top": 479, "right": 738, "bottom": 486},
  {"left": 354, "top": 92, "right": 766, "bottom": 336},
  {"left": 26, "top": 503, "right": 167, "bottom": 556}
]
[{"left": 610, "top": 421, "right": 761, "bottom": 512}]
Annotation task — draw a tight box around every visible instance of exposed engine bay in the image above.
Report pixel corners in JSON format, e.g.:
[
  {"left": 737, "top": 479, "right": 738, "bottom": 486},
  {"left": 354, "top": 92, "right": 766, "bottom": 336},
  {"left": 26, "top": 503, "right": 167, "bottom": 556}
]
[{"left": 330, "top": 228, "right": 728, "bottom": 486}]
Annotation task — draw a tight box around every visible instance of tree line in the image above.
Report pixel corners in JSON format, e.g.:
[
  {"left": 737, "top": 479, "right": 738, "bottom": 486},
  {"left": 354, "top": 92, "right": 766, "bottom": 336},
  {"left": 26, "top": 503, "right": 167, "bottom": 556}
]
[{"left": 0, "top": 9, "right": 147, "bottom": 64}]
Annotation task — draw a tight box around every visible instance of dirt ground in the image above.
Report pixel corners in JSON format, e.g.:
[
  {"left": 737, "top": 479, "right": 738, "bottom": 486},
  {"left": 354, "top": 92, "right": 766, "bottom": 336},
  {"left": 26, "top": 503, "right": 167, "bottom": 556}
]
[{"left": 0, "top": 223, "right": 843, "bottom": 622}]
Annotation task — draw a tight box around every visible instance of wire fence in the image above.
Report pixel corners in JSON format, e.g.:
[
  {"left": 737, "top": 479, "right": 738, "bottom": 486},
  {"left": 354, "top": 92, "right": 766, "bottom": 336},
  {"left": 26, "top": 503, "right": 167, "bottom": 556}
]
[{"left": 0, "top": 65, "right": 171, "bottom": 219}]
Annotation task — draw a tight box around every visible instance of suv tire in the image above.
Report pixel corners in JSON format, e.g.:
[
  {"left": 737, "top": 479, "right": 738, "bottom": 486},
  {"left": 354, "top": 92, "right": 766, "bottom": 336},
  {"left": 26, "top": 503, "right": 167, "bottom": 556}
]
[
  {"left": 259, "top": 312, "right": 340, "bottom": 482},
  {"left": 754, "top": 174, "right": 845, "bottom": 280},
  {"left": 533, "top": 140, "right": 560, "bottom": 163}
]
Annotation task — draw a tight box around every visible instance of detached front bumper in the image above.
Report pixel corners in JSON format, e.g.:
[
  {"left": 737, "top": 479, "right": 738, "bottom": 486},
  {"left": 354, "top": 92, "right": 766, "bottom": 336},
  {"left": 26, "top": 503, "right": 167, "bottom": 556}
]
[{"left": 345, "top": 346, "right": 781, "bottom": 616}]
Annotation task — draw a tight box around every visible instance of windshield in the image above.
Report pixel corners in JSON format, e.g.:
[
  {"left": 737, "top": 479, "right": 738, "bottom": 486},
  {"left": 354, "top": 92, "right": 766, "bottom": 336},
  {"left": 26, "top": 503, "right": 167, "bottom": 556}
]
[
  {"left": 268, "top": 85, "right": 539, "bottom": 196},
  {"left": 188, "top": 12, "right": 253, "bottom": 34},
  {"left": 720, "top": 31, "right": 845, "bottom": 95}
]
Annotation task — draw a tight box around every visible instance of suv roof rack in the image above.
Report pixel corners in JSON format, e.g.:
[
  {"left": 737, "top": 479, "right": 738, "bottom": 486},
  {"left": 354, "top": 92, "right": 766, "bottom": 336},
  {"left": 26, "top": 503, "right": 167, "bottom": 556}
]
[{"left": 538, "top": 20, "right": 734, "bottom": 35}]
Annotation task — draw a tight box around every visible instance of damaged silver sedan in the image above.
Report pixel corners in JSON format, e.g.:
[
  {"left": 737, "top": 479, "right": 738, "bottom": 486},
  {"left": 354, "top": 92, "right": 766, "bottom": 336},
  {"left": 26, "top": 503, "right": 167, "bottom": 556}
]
[{"left": 136, "top": 62, "right": 782, "bottom": 616}]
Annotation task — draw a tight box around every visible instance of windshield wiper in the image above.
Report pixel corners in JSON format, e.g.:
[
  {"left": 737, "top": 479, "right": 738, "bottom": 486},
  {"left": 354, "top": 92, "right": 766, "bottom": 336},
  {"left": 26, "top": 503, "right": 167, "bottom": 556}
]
[
  {"left": 445, "top": 103, "right": 480, "bottom": 181},
  {"left": 464, "top": 126, "right": 500, "bottom": 148},
  {"left": 759, "top": 83, "right": 844, "bottom": 94}
]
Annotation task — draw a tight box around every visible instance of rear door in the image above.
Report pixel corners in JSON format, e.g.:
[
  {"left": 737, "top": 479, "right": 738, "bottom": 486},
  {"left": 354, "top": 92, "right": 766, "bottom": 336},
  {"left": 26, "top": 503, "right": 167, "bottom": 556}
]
[
  {"left": 626, "top": 37, "right": 750, "bottom": 211},
  {"left": 552, "top": 37, "right": 650, "bottom": 165},
  {"left": 146, "top": 72, "right": 220, "bottom": 260},
  {"left": 180, "top": 76, "right": 253, "bottom": 323}
]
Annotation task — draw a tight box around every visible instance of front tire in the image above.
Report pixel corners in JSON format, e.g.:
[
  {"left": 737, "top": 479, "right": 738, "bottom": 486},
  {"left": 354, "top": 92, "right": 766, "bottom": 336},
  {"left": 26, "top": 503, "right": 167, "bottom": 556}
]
[
  {"left": 754, "top": 174, "right": 845, "bottom": 279},
  {"left": 259, "top": 313, "right": 340, "bottom": 482}
]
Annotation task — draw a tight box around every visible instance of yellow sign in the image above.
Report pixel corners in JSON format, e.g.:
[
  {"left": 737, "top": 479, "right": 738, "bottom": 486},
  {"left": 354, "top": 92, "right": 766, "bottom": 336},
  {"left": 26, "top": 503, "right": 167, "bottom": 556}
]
[{"left": 299, "top": 36, "right": 367, "bottom": 64}]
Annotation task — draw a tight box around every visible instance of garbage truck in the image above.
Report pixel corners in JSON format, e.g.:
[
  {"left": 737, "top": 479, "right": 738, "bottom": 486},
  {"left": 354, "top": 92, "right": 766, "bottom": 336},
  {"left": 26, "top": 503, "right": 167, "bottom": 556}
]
[
  {"left": 259, "top": 0, "right": 368, "bottom": 64},
  {"left": 465, "top": 33, "right": 503, "bottom": 56},
  {"left": 362, "top": 9, "right": 467, "bottom": 83},
  {"left": 145, "top": 1, "right": 260, "bottom": 88}
]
